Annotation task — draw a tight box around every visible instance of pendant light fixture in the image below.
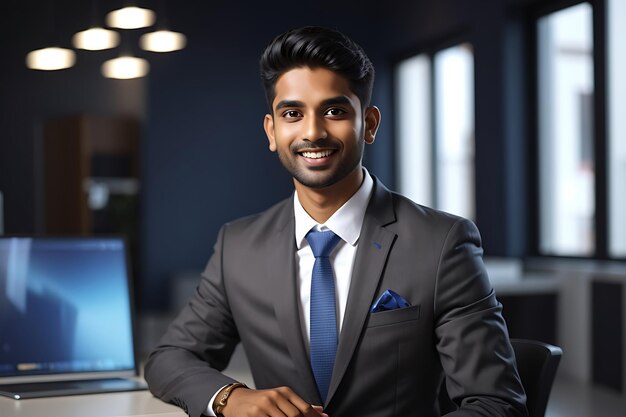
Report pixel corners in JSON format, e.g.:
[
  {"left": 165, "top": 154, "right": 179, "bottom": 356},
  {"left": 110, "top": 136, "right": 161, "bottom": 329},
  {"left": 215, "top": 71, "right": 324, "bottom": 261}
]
[
  {"left": 139, "top": 1, "right": 186, "bottom": 53},
  {"left": 73, "top": 27, "right": 120, "bottom": 51},
  {"left": 26, "top": 47, "right": 76, "bottom": 71},
  {"left": 101, "top": 28, "right": 149, "bottom": 80},
  {"left": 25, "top": 1, "right": 75, "bottom": 71},
  {"left": 72, "top": 0, "right": 120, "bottom": 51},
  {"left": 27, "top": 1, "right": 186, "bottom": 77},
  {"left": 139, "top": 30, "right": 186, "bottom": 52},
  {"left": 102, "top": 55, "right": 149, "bottom": 79},
  {"left": 106, "top": 6, "right": 156, "bottom": 29}
]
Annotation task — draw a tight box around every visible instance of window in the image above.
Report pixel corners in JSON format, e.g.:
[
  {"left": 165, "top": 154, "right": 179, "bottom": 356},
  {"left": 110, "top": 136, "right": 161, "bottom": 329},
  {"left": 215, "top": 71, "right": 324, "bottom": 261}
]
[
  {"left": 537, "top": 3, "right": 594, "bottom": 256},
  {"left": 395, "top": 43, "right": 475, "bottom": 219},
  {"left": 434, "top": 44, "right": 475, "bottom": 220},
  {"left": 396, "top": 55, "right": 432, "bottom": 208}
]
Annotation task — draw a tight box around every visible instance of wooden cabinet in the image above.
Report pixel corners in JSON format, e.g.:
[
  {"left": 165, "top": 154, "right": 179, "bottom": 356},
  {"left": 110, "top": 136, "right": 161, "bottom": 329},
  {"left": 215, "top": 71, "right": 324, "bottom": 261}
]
[{"left": 43, "top": 114, "right": 140, "bottom": 235}]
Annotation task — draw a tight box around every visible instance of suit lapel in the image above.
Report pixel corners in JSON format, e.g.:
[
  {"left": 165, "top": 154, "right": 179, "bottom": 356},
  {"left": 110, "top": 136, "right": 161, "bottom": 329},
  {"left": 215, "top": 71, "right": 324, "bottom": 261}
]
[
  {"left": 269, "top": 200, "right": 321, "bottom": 405},
  {"left": 326, "top": 178, "right": 397, "bottom": 404}
]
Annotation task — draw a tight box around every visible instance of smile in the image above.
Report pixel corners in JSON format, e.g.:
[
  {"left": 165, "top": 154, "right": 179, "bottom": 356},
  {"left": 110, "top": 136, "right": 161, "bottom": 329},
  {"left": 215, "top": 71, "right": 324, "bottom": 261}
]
[{"left": 300, "top": 150, "right": 335, "bottom": 159}]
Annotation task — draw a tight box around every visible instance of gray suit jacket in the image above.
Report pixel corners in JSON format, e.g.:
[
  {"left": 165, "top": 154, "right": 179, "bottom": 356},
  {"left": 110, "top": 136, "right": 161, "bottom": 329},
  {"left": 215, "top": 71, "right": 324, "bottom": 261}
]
[{"left": 144, "top": 178, "right": 527, "bottom": 417}]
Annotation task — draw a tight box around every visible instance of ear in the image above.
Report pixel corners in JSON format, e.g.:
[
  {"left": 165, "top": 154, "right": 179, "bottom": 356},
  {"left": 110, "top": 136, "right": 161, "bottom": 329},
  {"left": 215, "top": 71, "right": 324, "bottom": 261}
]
[
  {"left": 263, "top": 113, "right": 277, "bottom": 152},
  {"left": 363, "top": 106, "right": 381, "bottom": 145}
]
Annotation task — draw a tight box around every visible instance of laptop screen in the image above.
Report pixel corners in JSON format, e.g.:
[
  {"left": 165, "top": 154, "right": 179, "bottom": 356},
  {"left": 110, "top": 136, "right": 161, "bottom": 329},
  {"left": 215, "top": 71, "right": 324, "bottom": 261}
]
[{"left": 0, "top": 237, "right": 137, "bottom": 383}]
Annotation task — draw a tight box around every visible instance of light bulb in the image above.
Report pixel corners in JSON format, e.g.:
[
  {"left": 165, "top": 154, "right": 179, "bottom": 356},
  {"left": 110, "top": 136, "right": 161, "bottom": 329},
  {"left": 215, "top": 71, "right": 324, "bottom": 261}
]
[
  {"left": 73, "top": 27, "right": 120, "bottom": 50},
  {"left": 140, "top": 30, "right": 187, "bottom": 52},
  {"left": 26, "top": 47, "right": 76, "bottom": 71},
  {"left": 102, "top": 56, "right": 150, "bottom": 79},
  {"left": 106, "top": 6, "right": 156, "bottom": 29}
]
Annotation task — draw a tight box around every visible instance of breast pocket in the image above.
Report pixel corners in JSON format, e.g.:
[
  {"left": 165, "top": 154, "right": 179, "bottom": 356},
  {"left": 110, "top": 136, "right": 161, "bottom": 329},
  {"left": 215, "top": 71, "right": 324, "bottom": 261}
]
[
  {"left": 354, "top": 303, "right": 424, "bottom": 413},
  {"left": 367, "top": 304, "right": 421, "bottom": 328}
]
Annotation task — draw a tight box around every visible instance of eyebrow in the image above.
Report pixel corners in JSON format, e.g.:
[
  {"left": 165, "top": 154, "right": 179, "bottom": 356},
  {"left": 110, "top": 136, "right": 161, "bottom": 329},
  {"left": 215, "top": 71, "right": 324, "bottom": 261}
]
[
  {"left": 320, "top": 96, "right": 353, "bottom": 107},
  {"left": 274, "top": 96, "right": 353, "bottom": 111},
  {"left": 274, "top": 100, "right": 304, "bottom": 111}
]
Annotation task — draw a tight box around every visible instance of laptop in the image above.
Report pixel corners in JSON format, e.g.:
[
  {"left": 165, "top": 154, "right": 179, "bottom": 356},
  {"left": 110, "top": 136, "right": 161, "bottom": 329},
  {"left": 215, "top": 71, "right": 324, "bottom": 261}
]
[{"left": 0, "top": 236, "right": 147, "bottom": 399}]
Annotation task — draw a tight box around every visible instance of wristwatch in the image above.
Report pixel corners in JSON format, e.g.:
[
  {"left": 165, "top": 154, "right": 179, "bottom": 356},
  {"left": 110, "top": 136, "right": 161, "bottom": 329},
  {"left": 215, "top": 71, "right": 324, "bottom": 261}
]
[{"left": 214, "top": 382, "right": 248, "bottom": 416}]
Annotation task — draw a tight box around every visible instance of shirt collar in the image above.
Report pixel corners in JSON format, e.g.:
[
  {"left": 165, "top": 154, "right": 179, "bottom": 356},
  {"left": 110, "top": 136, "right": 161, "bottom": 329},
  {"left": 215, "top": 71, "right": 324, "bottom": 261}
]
[{"left": 294, "top": 168, "right": 374, "bottom": 249}]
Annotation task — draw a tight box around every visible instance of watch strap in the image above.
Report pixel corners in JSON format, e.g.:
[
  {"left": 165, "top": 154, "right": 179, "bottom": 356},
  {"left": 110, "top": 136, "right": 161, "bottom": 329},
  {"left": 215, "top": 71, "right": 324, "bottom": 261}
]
[{"left": 214, "top": 382, "right": 248, "bottom": 416}]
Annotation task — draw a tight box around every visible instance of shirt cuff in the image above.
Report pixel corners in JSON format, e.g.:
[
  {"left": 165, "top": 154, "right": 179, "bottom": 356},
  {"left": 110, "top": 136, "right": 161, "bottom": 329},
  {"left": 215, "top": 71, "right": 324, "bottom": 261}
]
[{"left": 205, "top": 385, "right": 228, "bottom": 416}]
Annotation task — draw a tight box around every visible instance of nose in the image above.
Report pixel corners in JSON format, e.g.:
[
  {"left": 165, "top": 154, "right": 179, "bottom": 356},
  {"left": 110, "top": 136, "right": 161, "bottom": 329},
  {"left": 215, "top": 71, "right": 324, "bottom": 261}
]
[{"left": 303, "top": 114, "right": 327, "bottom": 142}]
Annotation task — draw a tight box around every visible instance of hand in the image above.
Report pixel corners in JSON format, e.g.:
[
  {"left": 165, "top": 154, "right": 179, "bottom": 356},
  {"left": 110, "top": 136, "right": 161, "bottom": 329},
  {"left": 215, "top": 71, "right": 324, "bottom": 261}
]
[{"left": 221, "top": 386, "right": 328, "bottom": 417}]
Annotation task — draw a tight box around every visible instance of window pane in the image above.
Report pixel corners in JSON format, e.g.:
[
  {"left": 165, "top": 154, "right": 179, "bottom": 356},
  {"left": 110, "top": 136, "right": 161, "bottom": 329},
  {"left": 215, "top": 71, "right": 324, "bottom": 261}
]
[
  {"left": 395, "top": 55, "right": 432, "bottom": 206},
  {"left": 608, "top": 0, "right": 626, "bottom": 257},
  {"left": 537, "top": 3, "right": 594, "bottom": 256},
  {"left": 434, "top": 43, "right": 475, "bottom": 220}
]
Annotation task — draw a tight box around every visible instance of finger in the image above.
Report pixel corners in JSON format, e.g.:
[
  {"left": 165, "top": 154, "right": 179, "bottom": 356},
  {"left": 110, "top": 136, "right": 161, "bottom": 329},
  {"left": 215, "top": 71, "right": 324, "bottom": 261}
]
[
  {"left": 272, "top": 394, "right": 303, "bottom": 417},
  {"left": 311, "top": 405, "right": 329, "bottom": 417},
  {"left": 274, "top": 387, "right": 323, "bottom": 416}
]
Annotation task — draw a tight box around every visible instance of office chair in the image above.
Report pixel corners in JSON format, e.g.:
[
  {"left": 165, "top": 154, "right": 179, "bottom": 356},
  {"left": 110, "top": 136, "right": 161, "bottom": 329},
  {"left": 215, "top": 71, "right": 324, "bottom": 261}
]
[
  {"left": 510, "top": 339, "right": 562, "bottom": 417},
  {"left": 438, "top": 339, "right": 562, "bottom": 417}
]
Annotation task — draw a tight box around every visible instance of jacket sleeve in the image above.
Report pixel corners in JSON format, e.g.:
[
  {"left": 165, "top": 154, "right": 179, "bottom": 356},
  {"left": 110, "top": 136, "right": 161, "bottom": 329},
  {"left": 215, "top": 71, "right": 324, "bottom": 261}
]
[
  {"left": 434, "top": 218, "right": 528, "bottom": 417},
  {"left": 144, "top": 225, "right": 240, "bottom": 417}
]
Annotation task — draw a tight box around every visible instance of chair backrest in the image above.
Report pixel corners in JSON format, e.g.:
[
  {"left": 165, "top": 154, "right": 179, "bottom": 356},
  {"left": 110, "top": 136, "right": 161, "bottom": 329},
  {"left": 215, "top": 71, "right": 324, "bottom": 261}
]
[
  {"left": 438, "top": 338, "right": 562, "bottom": 417},
  {"left": 510, "top": 339, "right": 562, "bottom": 417}
]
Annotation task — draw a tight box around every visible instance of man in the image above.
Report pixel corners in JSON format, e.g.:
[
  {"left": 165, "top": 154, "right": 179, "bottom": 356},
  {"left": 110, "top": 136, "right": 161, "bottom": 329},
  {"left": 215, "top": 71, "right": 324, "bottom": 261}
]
[{"left": 145, "top": 26, "right": 527, "bottom": 417}]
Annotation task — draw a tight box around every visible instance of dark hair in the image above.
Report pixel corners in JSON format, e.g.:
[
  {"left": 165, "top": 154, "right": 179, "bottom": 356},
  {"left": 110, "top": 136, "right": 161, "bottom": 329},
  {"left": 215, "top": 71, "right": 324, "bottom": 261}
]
[{"left": 259, "top": 26, "right": 375, "bottom": 111}]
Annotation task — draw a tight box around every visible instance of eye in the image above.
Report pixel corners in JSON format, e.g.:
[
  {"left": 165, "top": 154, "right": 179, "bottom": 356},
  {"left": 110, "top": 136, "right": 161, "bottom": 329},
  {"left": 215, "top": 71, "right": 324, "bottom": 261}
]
[
  {"left": 325, "top": 108, "right": 347, "bottom": 117},
  {"left": 282, "top": 110, "right": 302, "bottom": 118}
]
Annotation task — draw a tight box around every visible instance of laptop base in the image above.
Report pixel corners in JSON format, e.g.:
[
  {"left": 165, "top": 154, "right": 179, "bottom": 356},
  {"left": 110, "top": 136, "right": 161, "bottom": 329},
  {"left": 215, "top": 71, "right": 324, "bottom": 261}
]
[{"left": 0, "top": 378, "right": 148, "bottom": 399}]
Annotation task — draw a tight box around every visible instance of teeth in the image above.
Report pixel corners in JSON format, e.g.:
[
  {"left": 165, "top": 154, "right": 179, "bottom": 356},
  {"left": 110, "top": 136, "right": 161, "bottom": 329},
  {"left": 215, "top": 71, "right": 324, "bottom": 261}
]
[{"left": 301, "top": 150, "right": 333, "bottom": 159}]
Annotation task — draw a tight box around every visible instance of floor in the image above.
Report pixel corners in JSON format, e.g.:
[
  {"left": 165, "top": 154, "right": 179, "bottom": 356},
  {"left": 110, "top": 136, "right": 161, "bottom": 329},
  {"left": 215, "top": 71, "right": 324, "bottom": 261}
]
[{"left": 546, "top": 374, "right": 626, "bottom": 417}]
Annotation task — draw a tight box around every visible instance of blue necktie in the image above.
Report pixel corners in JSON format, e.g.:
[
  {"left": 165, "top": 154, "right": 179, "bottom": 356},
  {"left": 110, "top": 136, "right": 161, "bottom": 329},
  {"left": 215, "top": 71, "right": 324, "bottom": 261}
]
[{"left": 306, "top": 230, "right": 341, "bottom": 403}]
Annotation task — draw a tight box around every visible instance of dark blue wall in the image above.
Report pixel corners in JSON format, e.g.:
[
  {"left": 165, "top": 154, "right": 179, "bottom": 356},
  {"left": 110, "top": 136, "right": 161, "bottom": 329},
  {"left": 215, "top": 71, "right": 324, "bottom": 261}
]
[
  {"left": 140, "top": 1, "right": 399, "bottom": 310},
  {"left": 1, "top": 0, "right": 545, "bottom": 311}
]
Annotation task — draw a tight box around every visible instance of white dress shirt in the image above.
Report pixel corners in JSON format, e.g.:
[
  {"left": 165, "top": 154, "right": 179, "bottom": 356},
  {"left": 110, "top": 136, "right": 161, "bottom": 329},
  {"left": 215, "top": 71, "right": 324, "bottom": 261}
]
[
  {"left": 293, "top": 169, "right": 374, "bottom": 343},
  {"left": 206, "top": 169, "right": 374, "bottom": 415}
]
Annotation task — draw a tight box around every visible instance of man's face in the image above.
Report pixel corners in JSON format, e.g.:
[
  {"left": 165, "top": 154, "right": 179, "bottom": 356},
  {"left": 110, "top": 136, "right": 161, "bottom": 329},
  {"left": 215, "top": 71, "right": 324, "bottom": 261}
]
[{"left": 263, "top": 67, "right": 379, "bottom": 190}]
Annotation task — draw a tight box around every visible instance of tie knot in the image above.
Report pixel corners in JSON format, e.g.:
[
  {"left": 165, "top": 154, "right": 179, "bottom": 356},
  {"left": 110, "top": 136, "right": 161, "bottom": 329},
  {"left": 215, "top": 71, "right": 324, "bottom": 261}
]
[{"left": 305, "top": 230, "right": 341, "bottom": 258}]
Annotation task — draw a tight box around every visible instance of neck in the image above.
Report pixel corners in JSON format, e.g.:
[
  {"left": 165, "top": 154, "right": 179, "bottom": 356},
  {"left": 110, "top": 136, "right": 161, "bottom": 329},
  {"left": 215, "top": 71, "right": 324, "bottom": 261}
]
[{"left": 295, "top": 166, "right": 364, "bottom": 224}]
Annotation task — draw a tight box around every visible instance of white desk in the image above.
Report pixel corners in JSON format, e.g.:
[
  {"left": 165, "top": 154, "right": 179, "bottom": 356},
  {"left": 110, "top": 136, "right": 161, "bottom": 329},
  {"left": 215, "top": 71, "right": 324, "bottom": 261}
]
[{"left": 0, "top": 390, "right": 186, "bottom": 417}]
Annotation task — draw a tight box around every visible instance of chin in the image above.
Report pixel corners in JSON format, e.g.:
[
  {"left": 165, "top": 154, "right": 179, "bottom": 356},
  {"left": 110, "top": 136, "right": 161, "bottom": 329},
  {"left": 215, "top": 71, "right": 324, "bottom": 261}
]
[{"left": 295, "top": 177, "right": 339, "bottom": 189}]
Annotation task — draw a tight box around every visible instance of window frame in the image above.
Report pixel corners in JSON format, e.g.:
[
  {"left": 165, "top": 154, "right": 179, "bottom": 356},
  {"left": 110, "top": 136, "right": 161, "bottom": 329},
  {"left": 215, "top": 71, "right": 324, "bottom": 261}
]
[
  {"left": 530, "top": 0, "right": 614, "bottom": 260},
  {"left": 392, "top": 33, "right": 476, "bottom": 219}
]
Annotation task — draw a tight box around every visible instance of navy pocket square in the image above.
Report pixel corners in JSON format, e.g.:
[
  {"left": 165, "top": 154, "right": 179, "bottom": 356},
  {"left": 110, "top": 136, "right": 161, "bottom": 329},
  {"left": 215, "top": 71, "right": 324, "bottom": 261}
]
[{"left": 370, "top": 289, "right": 410, "bottom": 313}]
